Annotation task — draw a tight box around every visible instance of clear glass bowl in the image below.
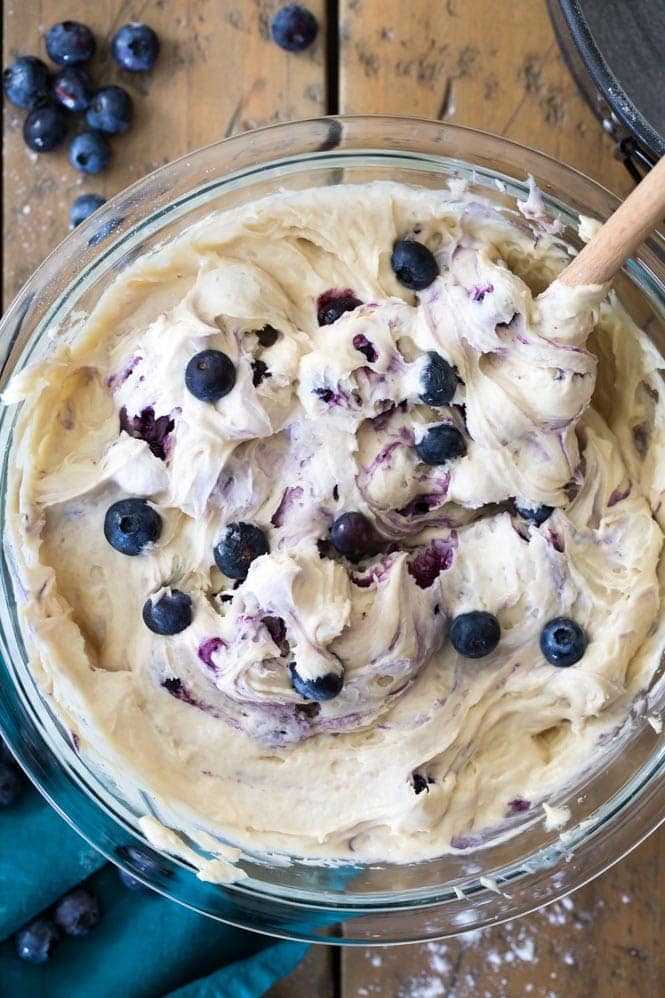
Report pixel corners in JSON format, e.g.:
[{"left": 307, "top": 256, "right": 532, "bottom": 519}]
[{"left": 0, "top": 116, "right": 663, "bottom": 945}]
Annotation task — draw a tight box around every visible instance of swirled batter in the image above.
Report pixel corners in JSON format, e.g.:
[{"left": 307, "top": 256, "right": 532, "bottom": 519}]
[{"left": 4, "top": 182, "right": 665, "bottom": 865}]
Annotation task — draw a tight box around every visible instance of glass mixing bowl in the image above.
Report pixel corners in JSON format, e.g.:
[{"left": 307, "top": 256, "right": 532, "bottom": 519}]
[{"left": 0, "top": 116, "right": 663, "bottom": 944}]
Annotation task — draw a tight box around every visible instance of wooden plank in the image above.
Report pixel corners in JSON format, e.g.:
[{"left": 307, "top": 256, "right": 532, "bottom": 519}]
[
  {"left": 267, "top": 943, "right": 336, "bottom": 998},
  {"left": 341, "top": 829, "right": 665, "bottom": 997},
  {"left": 2, "top": 3, "right": 330, "bottom": 992},
  {"left": 2, "top": 0, "right": 327, "bottom": 305},
  {"left": 339, "top": 2, "right": 662, "bottom": 995},
  {"left": 339, "top": 0, "right": 632, "bottom": 197}
]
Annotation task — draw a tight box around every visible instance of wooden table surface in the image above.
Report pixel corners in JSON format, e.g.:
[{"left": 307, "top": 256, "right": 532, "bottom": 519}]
[{"left": 2, "top": 2, "right": 662, "bottom": 996}]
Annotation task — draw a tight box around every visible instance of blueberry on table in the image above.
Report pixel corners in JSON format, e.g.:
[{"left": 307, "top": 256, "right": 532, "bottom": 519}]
[
  {"left": 416, "top": 424, "right": 466, "bottom": 465},
  {"left": 420, "top": 351, "right": 459, "bottom": 406},
  {"left": 143, "top": 590, "right": 193, "bottom": 635},
  {"left": 45, "top": 21, "right": 96, "bottom": 67},
  {"left": 450, "top": 611, "right": 501, "bottom": 659},
  {"left": 391, "top": 240, "right": 439, "bottom": 291},
  {"left": 540, "top": 617, "right": 587, "bottom": 667},
  {"left": 289, "top": 663, "right": 344, "bottom": 701},
  {"left": 53, "top": 887, "right": 101, "bottom": 937},
  {"left": 22, "top": 105, "right": 68, "bottom": 152},
  {"left": 86, "top": 85, "right": 133, "bottom": 134},
  {"left": 70, "top": 192, "right": 106, "bottom": 227},
  {"left": 104, "top": 498, "right": 162, "bottom": 556},
  {"left": 15, "top": 917, "right": 60, "bottom": 964},
  {"left": 514, "top": 502, "right": 554, "bottom": 526},
  {"left": 51, "top": 66, "right": 94, "bottom": 112},
  {"left": 0, "top": 761, "right": 23, "bottom": 808},
  {"left": 317, "top": 292, "right": 362, "bottom": 326},
  {"left": 330, "top": 511, "right": 374, "bottom": 561},
  {"left": 214, "top": 523, "right": 270, "bottom": 581},
  {"left": 69, "top": 131, "right": 110, "bottom": 174},
  {"left": 3, "top": 56, "right": 50, "bottom": 109},
  {"left": 271, "top": 5, "right": 319, "bottom": 52},
  {"left": 185, "top": 349, "right": 236, "bottom": 402},
  {"left": 116, "top": 844, "right": 164, "bottom": 890},
  {"left": 112, "top": 23, "right": 160, "bottom": 72}
]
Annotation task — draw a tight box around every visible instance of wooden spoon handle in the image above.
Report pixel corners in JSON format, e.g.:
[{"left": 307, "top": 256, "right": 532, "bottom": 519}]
[{"left": 559, "top": 155, "right": 665, "bottom": 287}]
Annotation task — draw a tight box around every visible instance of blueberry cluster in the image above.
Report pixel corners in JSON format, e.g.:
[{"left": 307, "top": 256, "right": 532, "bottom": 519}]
[
  {"left": 2, "top": 20, "right": 159, "bottom": 227},
  {"left": 14, "top": 885, "right": 101, "bottom": 964}
]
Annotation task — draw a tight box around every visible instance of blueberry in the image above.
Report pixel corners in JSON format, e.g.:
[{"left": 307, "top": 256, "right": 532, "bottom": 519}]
[
  {"left": 353, "top": 334, "right": 377, "bottom": 362},
  {"left": 416, "top": 424, "right": 466, "bottom": 465},
  {"left": 271, "top": 5, "right": 318, "bottom": 52},
  {"left": 104, "top": 498, "right": 162, "bottom": 556},
  {"left": 53, "top": 886, "right": 101, "bottom": 937},
  {"left": 0, "top": 761, "right": 23, "bottom": 808},
  {"left": 420, "top": 352, "right": 458, "bottom": 406},
  {"left": 255, "top": 324, "right": 280, "bottom": 347},
  {"left": 514, "top": 502, "right": 554, "bottom": 526},
  {"left": 15, "top": 917, "right": 60, "bottom": 964},
  {"left": 317, "top": 293, "right": 361, "bottom": 326},
  {"left": 450, "top": 611, "right": 501, "bottom": 659},
  {"left": 540, "top": 617, "right": 587, "bottom": 667},
  {"left": 289, "top": 663, "right": 344, "bottom": 701},
  {"left": 185, "top": 349, "right": 236, "bottom": 402},
  {"left": 214, "top": 523, "right": 270, "bottom": 581},
  {"left": 411, "top": 773, "right": 430, "bottom": 794},
  {"left": 251, "top": 359, "right": 270, "bottom": 386},
  {"left": 119, "top": 406, "right": 174, "bottom": 460},
  {"left": 70, "top": 192, "right": 106, "bottom": 227},
  {"left": 330, "top": 511, "right": 374, "bottom": 561},
  {"left": 69, "top": 131, "right": 110, "bottom": 174},
  {"left": 143, "top": 590, "right": 193, "bottom": 635},
  {"left": 2, "top": 56, "right": 50, "bottom": 109},
  {"left": 316, "top": 289, "right": 360, "bottom": 322},
  {"left": 112, "top": 23, "right": 160, "bottom": 72},
  {"left": 45, "top": 21, "right": 95, "bottom": 67},
  {"left": 86, "top": 85, "right": 133, "bottom": 134},
  {"left": 391, "top": 240, "right": 439, "bottom": 291},
  {"left": 51, "top": 66, "right": 94, "bottom": 112},
  {"left": 22, "top": 105, "right": 68, "bottom": 152}
]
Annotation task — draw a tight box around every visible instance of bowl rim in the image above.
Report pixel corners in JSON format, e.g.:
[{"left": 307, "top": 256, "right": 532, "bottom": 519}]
[{"left": 0, "top": 114, "right": 663, "bottom": 944}]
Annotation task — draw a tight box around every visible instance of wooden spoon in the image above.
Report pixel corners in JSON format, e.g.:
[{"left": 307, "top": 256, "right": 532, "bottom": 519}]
[{"left": 558, "top": 154, "right": 665, "bottom": 287}]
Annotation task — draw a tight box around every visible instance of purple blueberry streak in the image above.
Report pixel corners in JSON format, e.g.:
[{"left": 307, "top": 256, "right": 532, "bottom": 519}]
[
  {"left": 119, "top": 406, "right": 175, "bottom": 460},
  {"left": 198, "top": 638, "right": 225, "bottom": 671},
  {"left": 352, "top": 334, "right": 378, "bottom": 363},
  {"left": 608, "top": 482, "right": 632, "bottom": 507},
  {"left": 407, "top": 532, "right": 458, "bottom": 589},
  {"left": 471, "top": 283, "right": 494, "bottom": 302},
  {"left": 271, "top": 486, "right": 304, "bottom": 527}
]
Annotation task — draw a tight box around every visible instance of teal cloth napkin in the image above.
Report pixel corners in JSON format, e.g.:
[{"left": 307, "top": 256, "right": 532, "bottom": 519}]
[{"left": 0, "top": 784, "right": 308, "bottom": 997}]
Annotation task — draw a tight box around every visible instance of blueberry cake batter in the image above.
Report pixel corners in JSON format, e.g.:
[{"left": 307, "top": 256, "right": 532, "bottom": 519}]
[{"left": 4, "top": 182, "right": 664, "bottom": 865}]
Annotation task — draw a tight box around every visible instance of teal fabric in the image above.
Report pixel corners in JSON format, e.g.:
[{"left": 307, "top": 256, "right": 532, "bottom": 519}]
[
  {"left": 0, "top": 785, "right": 308, "bottom": 996},
  {"left": 167, "top": 943, "right": 309, "bottom": 998}
]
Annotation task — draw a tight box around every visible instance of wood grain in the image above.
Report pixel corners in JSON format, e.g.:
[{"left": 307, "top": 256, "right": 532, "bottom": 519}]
[
  {"left": 339, "top": 0, "right": 632, "bottom": 198},
  {"left": 3, "top": 3, "right": 663, "bottom": 997},
  {"left": 333, "top": 3, "right": 661, "bottom": 996},
  {"left": 340, "top": 830, "right": 665, "bottom": 997},
  {"left": 2, "top": 0, "right": 327, "bottom": 305}
]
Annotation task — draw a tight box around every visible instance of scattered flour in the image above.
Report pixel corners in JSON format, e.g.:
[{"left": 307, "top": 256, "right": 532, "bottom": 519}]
[{"left": 358, "top": 887, "right": 630, "bottom": 997}]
